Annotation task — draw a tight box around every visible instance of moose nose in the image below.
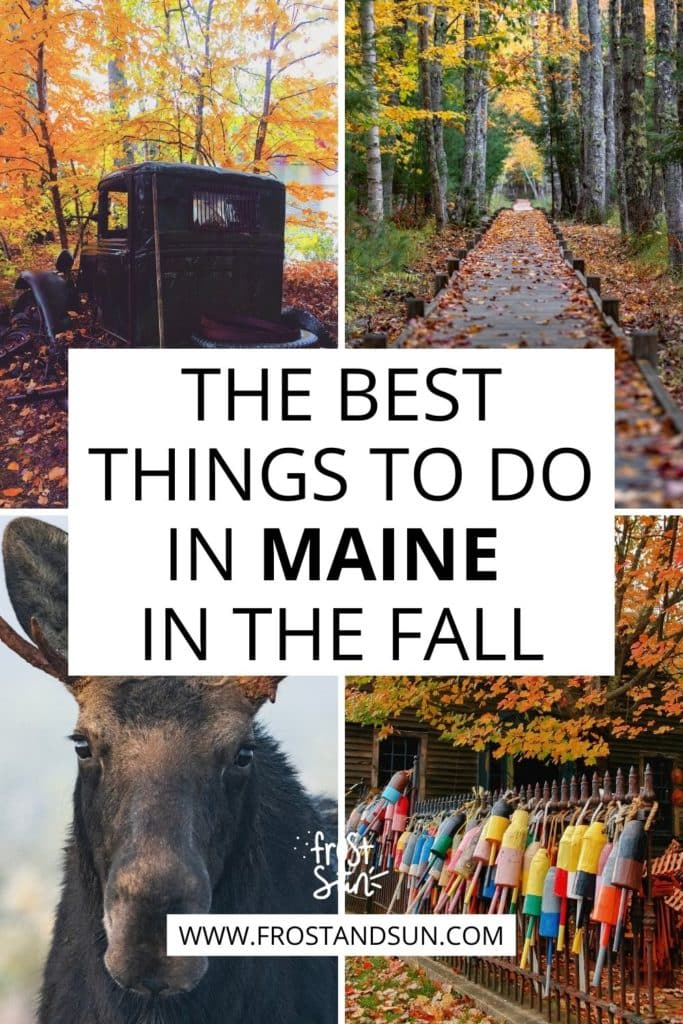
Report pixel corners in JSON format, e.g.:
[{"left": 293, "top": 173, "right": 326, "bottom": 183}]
[{"left": 139, "top": 977, "right": 169, "bottom": 997}]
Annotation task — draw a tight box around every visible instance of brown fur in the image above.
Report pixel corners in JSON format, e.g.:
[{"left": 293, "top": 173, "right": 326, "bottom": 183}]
[{"left": 1, "top": 521, "right": 337, "bottom": 1022}]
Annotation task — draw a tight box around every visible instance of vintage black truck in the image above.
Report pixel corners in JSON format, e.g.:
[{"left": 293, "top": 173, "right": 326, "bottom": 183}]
[{"left": 8, "top": 162, "right": 332, "bottom": 351}]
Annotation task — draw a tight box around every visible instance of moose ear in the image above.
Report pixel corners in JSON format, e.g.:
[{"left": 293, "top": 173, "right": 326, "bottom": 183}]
[{"left": 2, "top": 518, "right": 68, "bottom": 679}]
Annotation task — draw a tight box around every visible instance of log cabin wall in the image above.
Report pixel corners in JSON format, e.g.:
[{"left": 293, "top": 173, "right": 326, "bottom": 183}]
[
  {"left": 345, "top": 710, "right": 479, "bottom": 819},
  {"left": 346, "top": 715, "right": 682, "bottom": 851}
]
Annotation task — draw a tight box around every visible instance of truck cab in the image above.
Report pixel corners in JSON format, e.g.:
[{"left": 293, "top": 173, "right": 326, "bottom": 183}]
[{"left": 78, "top": 162, "right": 287, "bottom": 347}]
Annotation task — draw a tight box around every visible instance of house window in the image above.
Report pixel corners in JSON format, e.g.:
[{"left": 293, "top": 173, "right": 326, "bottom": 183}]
[{"left": 377, "top": 736, "right": 420, "bottom": 788}]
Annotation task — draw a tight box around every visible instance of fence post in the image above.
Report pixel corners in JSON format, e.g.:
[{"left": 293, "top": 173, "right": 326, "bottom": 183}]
[
  {"left": 434, "top": 272, "right": 449, "bottom": 295},
  {"left": 632, "top": 331, "right": 659, "bottom": 368},
  {"left": 406, "top": 298, "right": 425, "bottom": 320},
  {"left": 602, "top": 297, "right": 620, "bottom": 324}
]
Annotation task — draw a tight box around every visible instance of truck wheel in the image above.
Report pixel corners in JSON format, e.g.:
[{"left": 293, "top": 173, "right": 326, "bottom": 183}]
[
  {"left": 11, "top": 290, "right": 48, "bottom": 339},
  {"left": 281, "top": 306, "right": 335, "bottom": 348}
]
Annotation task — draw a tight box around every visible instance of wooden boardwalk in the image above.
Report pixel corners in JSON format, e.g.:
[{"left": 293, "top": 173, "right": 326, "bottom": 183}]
[
  {"left": 401, "top": 206, "right": 613, "bottom": 349},
  {"left": 393, "top": 206, "right": 683, "bottom": 508}
]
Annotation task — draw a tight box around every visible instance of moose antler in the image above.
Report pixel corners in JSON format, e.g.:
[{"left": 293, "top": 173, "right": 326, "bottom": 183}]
[
  {"left": 214, "top": 676, "right": 285, "bottom": 705},
  {"left": 0, "top": 613, "right": 63, "bottom": 680}
]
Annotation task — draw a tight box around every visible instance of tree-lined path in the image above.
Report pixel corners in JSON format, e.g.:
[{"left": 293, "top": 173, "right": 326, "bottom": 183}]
[
  {"left": 401, "top": 207, "right": 613, "bottom": 348},
  {"left": 395, "top": 206, "right": 683, "bottom": 506}
]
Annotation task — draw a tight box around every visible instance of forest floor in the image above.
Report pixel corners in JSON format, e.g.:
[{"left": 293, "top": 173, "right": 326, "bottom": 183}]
[
  {"left": 562, "top": 222, "right": 683, "bottom": 402},
  {"left": 346, "top": 221, "right": 476, "bottom": 345},
  {"left": 283, "top": 260, "right": 338, "bottom": 342},
  {"left": 346, "top": 957, "right": 683, "bottom": 1024},
  {"left": 346, "top": 956, "right": 498, "bottom": 1024},
  {"left": 350, "top": 206, "right": 683, "bottom": 505},
  {"left": 0, "top": 257, "right": 336, "bottom": 509}
]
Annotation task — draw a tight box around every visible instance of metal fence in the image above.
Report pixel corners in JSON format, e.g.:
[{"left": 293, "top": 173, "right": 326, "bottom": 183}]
[{"left": 346, "top": 765, "right": 681, "bottom": 1024}]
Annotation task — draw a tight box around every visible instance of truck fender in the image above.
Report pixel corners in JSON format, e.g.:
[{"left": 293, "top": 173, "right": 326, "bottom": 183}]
[{"left": 13, "top": 271, "right": 73, "bottom": 346}]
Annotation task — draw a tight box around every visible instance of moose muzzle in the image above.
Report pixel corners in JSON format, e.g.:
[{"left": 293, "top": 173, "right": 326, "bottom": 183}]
[{"left": 103, "top": 846, "right": 212, "bottom": 997}]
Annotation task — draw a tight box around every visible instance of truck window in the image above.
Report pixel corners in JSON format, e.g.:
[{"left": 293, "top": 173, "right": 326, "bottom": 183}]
[
  {"left": 103, "top": 189, "right": 128, "bottom": 237},
  {"left": 192, "top": 189, "right": 258, "bottom": 233}
]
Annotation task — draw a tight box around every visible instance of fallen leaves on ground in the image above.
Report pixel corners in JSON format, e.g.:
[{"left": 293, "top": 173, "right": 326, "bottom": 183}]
[
  {"left": 0, "top": 330, "right": 68, "bottom": 508},
  {"left": 353, "top": 207, "right": 683, "bottom": 505},
  {"left": 346, "top": 225, "right": 476, "bottom": 346},
  {"left": 402, "top": 209, "right": 614, "bottom": 349},
  {"left": 0, "top": 260, "right": 330, "bottom": 510},
  {"left": 283, "top": 260, "right": 337, "bottom": 343},
  {"left": 345, "top": 956, "right": 497, "bottom": 1024},
  {"left": 563, "top": 223, "right": 683, "bottom": 404}
]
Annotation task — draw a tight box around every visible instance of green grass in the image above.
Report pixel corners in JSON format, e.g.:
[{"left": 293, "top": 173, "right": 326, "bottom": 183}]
[
  {"left": 489, "top": 192, "right": 513, "bottom": 213},
  {"left": 626, "top": 215, "right": 671, "bottom": 273},
  {"left": 345, "top": 214, "right": 434, "bottom": 316},
  {"left": 347, "top": 957, "right": 436, "bottom": 1020}
]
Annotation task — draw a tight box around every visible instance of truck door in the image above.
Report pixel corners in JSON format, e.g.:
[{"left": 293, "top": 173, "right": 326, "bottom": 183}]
[{"left": 96, "top": 184, "right": 132, "bottom": 341}]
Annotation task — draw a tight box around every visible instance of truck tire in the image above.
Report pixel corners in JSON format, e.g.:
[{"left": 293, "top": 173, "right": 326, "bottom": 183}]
[{"left": 281, "top": 306, "right": 335, "bottom": 348}]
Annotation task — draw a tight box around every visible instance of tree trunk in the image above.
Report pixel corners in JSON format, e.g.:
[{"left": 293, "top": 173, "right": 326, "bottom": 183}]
[
  {"left": 621, "top": 0, "right": 653, "bottom": 235},
  {"left": 474, "top": 81, "right": 488, "bottom": 215},
  {"left": 655, "top": 0, "right": 683, "bottom": 269},
  {"left": 35, "top": 35, "right": 68, "bottom": 250},
  {"left": 360, "top": 0, "right": 384, "bottom": 222},
  {"left": 610, "top": 0, "right": 629, "bottom": 233},
  {"left": 577, "top": 0, "right": 591, "bottom": 189},
  {"left": 530, "top": 10, "right": 558, "bottom": 214},
  {"left": 192, "top": 0, "right": 215, "bottom": 165},
  {"left": 381, "top": 23, "right": 406, "bottom": 218},
  {"left": 456, "top": 11, "right": 478, "bottom": 222},
  {"left": 418, "top": 5, "right": 447, "bottom": 230},
  {"left": 473, "top": 4, "right": 490, "bottom": 215},
  {"left": 604, "top": 36, "right": 617, "bottom": 200},
  {"left": 576, "top": 0, "right": 606, "bottom": 221},
  {"left": 253, "top": 23, "right": 276, "bottom": 170},
  {"left": 554, "top": 0, "right": 579, "bottom": 215},
  {"left": 432, "top": 6, "right": 449, "bottom": 204},
  {"left": 106, "top": 0, "right": 134, "bottom": 165},
  {"left": 677, "top": 0, "right": 683, "bottom": 151}
]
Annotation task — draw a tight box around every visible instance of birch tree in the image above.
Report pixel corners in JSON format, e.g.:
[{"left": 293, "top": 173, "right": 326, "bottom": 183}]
[
  {"left": 609, "top": 0, "right": 629, "bottom": 232},
  {"left": 473, "top": 3, "right": 490, "bottom": 217},
  {"left": 576, "top": 0, "right": 606, "bottom": 221},
  {"left": 654, "top": 0, "right": 683, "bottom": 269},
  {"left": 417, "top": 4, "right": 447, "bottom": 230},
  {"left": 621, "top": 0, "right": 653, "bottom": 234},
  {"left": 554, "top": 0, "right": 579, "bottom": 214},
  {"left": 456, "top": 10, "right": 478, "bottom": 222},
  {"left": 360, "top": 0, "right": 384, "bottom": 222}
]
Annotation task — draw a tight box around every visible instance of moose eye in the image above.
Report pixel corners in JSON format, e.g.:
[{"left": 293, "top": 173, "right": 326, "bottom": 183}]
[
  {"left": 71, "top": 735, "right": 92, "bottom": 760},
  {"left": 234, "top": 746, "right": 254, "bottom": 768}
]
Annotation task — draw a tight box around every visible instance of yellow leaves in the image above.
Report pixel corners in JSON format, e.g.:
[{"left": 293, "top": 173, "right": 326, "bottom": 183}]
[
  {"left": 0, "top": 0, "right": 337, "bottom": 245},
  {"left": 503, "top": 135, "right": 544, "bottom": 180}
]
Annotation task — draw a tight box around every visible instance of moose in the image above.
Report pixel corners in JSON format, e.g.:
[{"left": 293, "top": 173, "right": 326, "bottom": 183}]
[{"left": 0, "top": 517, "right": 337, "bottom": 1023}]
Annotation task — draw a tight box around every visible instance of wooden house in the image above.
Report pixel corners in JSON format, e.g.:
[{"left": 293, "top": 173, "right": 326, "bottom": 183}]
[{"left": 345, "top": 713, "right": 682, "bottom": 849}]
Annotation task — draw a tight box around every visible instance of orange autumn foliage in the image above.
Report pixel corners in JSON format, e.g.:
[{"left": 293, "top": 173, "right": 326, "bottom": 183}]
[
  {"left": 346, "top": 516, "right": 683, "bottom": 764},
  {"left": 0, "top": 0, "right": 336, "bottom": 253}
]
